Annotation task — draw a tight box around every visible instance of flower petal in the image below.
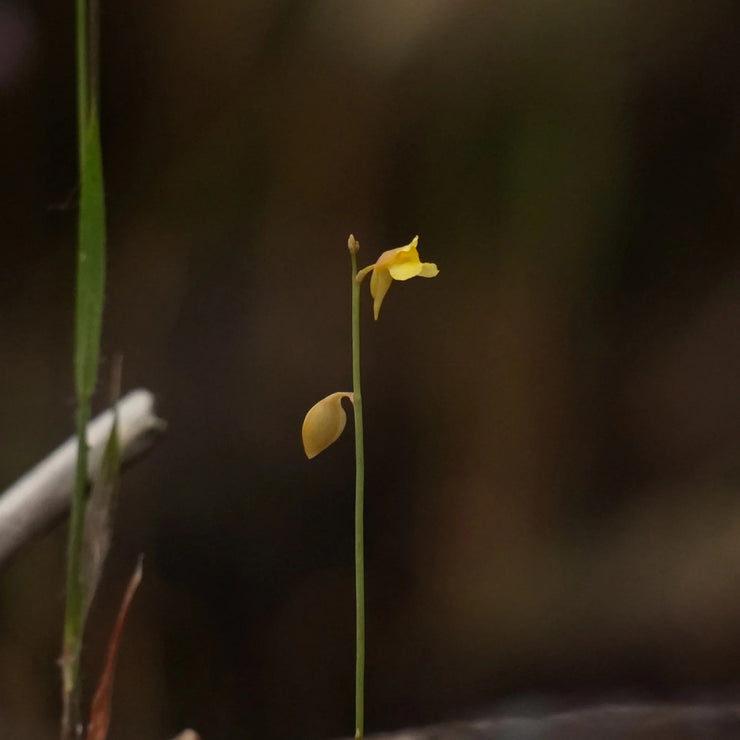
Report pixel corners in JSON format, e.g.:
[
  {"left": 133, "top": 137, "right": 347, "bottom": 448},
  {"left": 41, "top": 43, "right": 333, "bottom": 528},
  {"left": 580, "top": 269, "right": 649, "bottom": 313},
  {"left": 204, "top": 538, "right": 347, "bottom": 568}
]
[
  {"left": 388, "top": 259, "right": 423, "bottom": 281},
  {"left": 373, "top": 236, "right": 416, "bottom": 268},
  {"left": 368, "top": 248, "right": 399, "bottom": 272},
  {"left": 357, "top": 237, "right": 421, "bottom": 281},
  {"left": 418, "top": 262, "right": 439, "bottom": 277},
  {"left": 356, "top": 263, "right": 375, "bottom": 283},
  {"left": 400, "top": 235, "right": 419, "bottom": 252},
  {"left": 302, "top": 392, "right": 353, "bottom": 459},
  {"left": 370, "top": 267, "right": 393, "bottom": 320}
]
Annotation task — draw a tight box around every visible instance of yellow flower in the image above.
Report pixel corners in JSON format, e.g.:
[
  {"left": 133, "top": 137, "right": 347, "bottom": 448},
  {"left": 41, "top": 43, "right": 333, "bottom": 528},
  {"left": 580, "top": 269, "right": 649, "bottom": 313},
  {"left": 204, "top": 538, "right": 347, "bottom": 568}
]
[
  {"left": 302, "top": 392, "right": 354, "bottom": 459},
  {"left": 356, "top": 236, "right": 439, "bottom": 319}
]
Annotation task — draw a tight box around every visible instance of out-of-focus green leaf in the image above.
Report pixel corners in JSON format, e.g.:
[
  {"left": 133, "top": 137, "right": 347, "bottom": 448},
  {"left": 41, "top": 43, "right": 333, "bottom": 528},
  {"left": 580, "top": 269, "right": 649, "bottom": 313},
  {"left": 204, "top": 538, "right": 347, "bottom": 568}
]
[{"left": 62, "top": 2, "right": 107, "bottom": 734}]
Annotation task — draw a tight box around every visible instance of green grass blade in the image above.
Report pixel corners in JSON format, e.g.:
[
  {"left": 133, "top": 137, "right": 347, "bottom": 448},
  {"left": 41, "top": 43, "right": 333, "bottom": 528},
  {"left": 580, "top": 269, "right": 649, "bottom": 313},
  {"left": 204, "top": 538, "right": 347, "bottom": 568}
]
[{"left": 61, "top": 0, "right": 106, "bottom": 735}]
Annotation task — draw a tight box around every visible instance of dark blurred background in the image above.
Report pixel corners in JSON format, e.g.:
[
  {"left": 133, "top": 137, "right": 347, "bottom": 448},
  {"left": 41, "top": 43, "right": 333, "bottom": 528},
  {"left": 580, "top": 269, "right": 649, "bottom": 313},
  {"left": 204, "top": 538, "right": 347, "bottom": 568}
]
[{"left": 0, "top": 1, "right": 739, "bottom": 738}]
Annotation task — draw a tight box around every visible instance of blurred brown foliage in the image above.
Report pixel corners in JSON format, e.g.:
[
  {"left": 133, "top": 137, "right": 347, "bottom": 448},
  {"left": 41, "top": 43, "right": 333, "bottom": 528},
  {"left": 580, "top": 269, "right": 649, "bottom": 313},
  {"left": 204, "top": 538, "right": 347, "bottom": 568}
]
[{"left": 0, "top": 1, "right": 738, "bottom": 738}]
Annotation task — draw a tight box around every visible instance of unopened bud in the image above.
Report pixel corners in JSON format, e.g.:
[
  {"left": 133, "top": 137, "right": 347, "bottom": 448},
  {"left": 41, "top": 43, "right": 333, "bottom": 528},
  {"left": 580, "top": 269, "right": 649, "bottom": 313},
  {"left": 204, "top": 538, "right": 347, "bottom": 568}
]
[
  {"left": 348, "top": 234, "right": 359, "bottom": 254},
  {"left": 302, "top": 391, "right": 354, "bottom": 459}
]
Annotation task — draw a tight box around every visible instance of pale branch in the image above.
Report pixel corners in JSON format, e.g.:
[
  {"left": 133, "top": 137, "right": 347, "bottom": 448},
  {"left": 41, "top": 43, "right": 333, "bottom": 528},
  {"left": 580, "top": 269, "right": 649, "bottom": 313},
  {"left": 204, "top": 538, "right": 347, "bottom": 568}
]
[{"left": 0, "top": 389, "right": 165, "bottom": 569}]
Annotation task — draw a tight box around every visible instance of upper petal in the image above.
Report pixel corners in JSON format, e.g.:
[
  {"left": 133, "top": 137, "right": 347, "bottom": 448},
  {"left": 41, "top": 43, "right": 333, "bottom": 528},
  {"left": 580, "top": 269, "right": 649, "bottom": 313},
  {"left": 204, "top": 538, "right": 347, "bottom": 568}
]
[
  {"left": 373, "top": 246, "right": 406, "bottom": 271},
  {"left": 399, "top": 235, "right": 419, "bottom": 252},
  {"left": 373, "top": 236, "right": 419, "bottom": 270}
]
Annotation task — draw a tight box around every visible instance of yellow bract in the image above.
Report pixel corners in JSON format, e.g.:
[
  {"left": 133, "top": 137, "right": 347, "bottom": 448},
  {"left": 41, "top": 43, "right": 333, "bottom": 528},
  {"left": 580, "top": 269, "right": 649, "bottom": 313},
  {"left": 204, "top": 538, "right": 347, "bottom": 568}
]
[
  {"left": 302, "top": 392, "right": 354, "bottom": 459},
  {"left": 356, "top": 236, "right": 439, "bottom": 319}
]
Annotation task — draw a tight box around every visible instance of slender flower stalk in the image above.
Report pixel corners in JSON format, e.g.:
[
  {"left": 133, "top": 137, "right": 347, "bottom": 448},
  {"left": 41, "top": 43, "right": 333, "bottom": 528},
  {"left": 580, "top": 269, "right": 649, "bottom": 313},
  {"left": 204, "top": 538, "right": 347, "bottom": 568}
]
[
  {"left": 349, "top": 235, "right": 365, "bottom": 739},
  {"left": 302, "top": 233, "right": 437, "bottom": 740}
]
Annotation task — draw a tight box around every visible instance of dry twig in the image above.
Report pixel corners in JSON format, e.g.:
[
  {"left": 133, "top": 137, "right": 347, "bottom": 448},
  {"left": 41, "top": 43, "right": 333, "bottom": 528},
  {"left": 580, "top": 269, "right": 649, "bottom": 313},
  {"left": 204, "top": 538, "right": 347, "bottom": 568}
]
[{"left": 0, "top": 389, "right": 165, "bottom": 569}]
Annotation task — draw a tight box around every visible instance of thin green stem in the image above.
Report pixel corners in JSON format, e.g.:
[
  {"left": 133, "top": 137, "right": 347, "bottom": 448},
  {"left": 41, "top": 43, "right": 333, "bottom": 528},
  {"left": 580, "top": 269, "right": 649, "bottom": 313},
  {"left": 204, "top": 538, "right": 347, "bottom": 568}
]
[
  {"left": 61, "top": 401, "right": 90, "bottom": 739},
  {"left": 350, "top": 248, "right": 365, "bottom": 740},
  {"left": 75, "top": 0, "right": 87, "bottom": 147}
]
